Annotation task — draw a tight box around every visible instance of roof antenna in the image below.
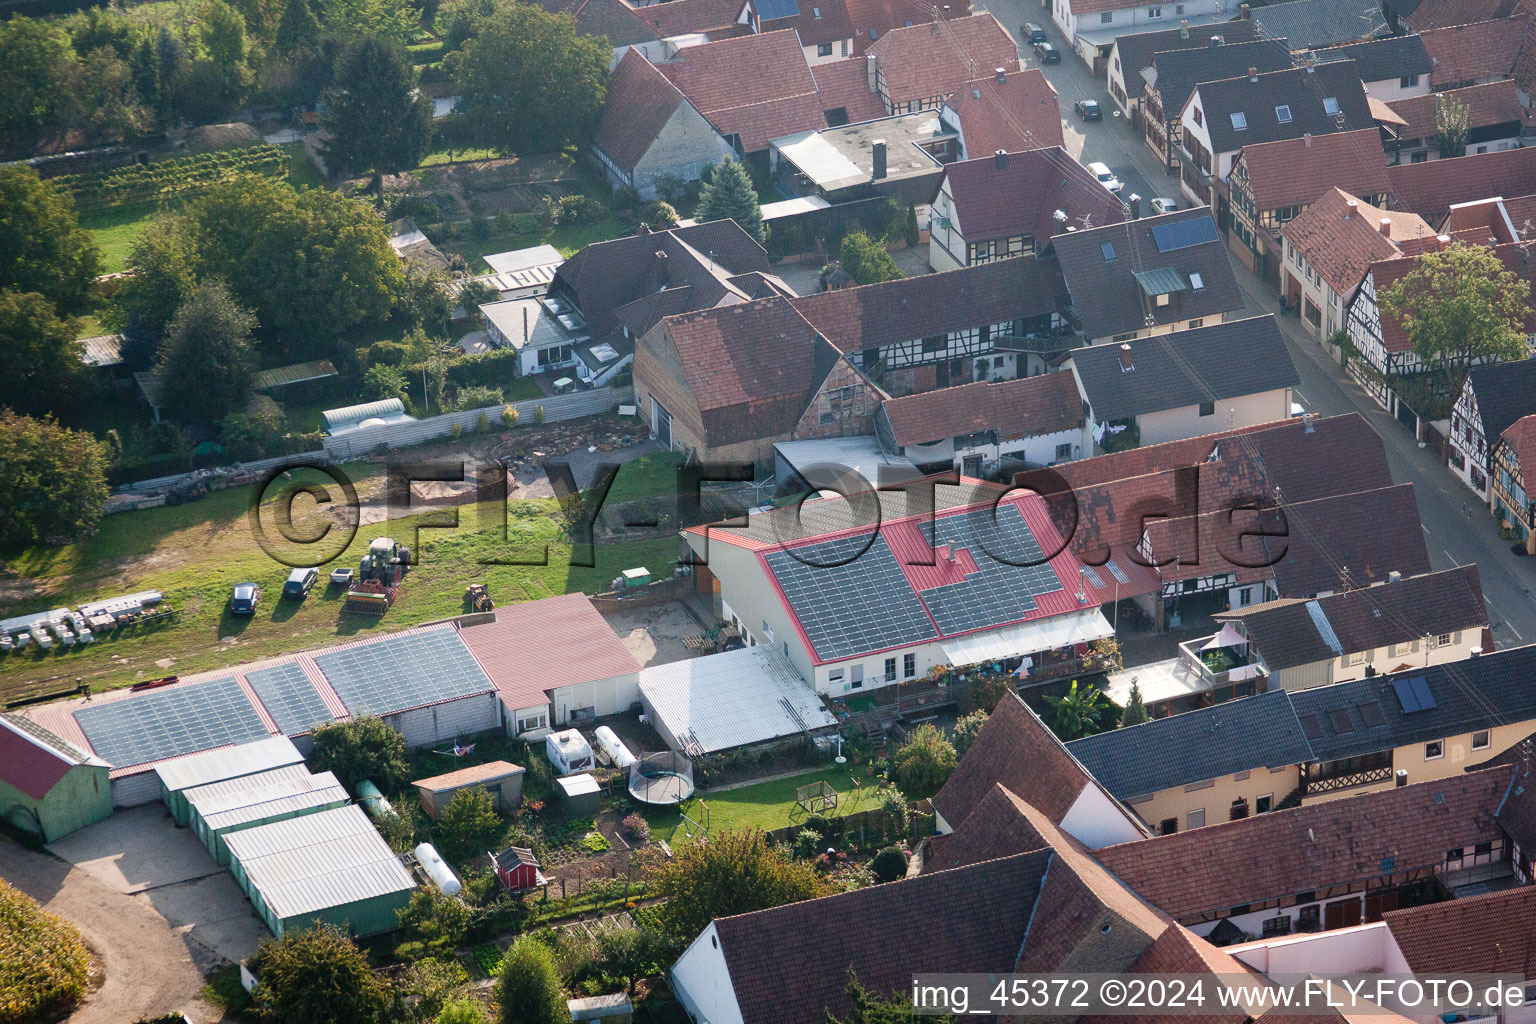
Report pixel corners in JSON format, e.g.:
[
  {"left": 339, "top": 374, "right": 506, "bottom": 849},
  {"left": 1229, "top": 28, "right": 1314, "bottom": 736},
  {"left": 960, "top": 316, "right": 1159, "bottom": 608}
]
[{"left": 1338, "top": 565, "right": 1355, "bottom": 592}]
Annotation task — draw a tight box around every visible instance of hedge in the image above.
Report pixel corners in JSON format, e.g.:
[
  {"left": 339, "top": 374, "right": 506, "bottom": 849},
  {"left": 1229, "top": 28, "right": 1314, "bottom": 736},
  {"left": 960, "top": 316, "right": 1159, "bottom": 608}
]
[
  {"left": 0, "top": 878, "right": 90, "bottom": 1023},
  {"left": 407, "top": 348, "right": 522, "bottom": 391},
  {"left": 55, "top": 145, "right": 291, "bottom": 213}
]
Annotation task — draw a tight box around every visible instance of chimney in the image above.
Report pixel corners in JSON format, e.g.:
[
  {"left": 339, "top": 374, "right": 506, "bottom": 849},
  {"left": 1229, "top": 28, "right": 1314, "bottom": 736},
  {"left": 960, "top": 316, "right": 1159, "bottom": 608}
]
[
  {"left": 1210, "top": 34, "right": 1224, "bottom": 47},
  {"left": 1395, "top": 770, "right": 1408, "bottom": 788},
  {"left": 1302, "top": 411, "right": 1316, "bottom": 433},
  {"left": 1303, "top": 132, "right": 1312, "bottom": 148},
  {"left": 1344, "top": 198, "right": 1356, "bottom": 218},
  {"left": 1388, "top": 569, "right": 1402, "bottom": 583},
  {"left": 1179, "top": 18, "right": 1188, "bottom": 37},
  {"left": 1248, "top": 66, "right": 1258, "bottom": 82},
  {"left": 1240, "top": 2, "right": 1251, "bottom": 18},
  {"left": 1128, "top": 193, "right": 1142, "bottom": 218},
  {"left": 994, "top": 149, "right": 1008, "bottom": 170},
  {"left": 995, "top": 66, "right": 1006, "bottom": 83},
  {"left": 871, "top": 139, "right": 887, "bottom": 180},
  {"left": 1436, "top": 233, "right": 1452, "bottom": 251},
  {"left": 1379, "top": 217, "right": 1392, "bottom": 238},
  {"left": 865, "top": 53, "right": 878, "bottom": 92},
  {"left": 1118, "top": 343, "right": 1134, "bottom": 372}
]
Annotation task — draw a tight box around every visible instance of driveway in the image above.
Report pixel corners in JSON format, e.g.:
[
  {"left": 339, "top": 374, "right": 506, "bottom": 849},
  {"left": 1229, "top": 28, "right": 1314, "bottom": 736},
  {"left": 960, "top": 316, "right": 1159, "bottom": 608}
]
[{"left": 0, "top": 837, "right": 226, "bottom": 1024}]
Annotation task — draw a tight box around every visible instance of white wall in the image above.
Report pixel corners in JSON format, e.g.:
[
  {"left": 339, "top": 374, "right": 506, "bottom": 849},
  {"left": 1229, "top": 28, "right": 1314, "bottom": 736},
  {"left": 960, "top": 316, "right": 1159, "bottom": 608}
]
[
  {"left": 672, "top": 923, "right": 746, "bottom": 1024},
  {"left": 1058, "top": 782, "right": 1144, "bottom": 848},
  {"left": 385, "top": 693, "right": 501, "bottom": 748},
  {"left": 1133, "top": 389, "right": 1291, "bottom": 446},
  {"left": 551, "top": 671, "right": 642, "bottom": 725},
  {"left": 111, "top": 770, "right": 163, "bottom": 808}
]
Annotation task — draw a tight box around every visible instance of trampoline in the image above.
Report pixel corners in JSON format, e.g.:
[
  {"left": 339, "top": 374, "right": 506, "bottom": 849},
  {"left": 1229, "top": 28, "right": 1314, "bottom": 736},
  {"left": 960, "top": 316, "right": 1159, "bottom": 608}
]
[{"left": 628, "top": 750, "right": 695, "bottom": 806}]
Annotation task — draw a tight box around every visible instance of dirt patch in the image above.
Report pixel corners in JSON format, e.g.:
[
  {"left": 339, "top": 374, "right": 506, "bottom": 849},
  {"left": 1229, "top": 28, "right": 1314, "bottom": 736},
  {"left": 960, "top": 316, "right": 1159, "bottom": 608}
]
[{"left": 602, "top": 601, "right": 706, "bottom": 669}]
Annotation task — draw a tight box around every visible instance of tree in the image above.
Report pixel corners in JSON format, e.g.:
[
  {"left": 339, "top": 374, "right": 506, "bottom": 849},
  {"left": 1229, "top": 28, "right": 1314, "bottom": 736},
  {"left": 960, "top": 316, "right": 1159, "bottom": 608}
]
[
  {"left": 0, "top": 166, "right": 102, "bottom": 317},
  {"left": 274, "top": 0, "right": 321, "bottom": 52},
  {"left": 0, "top": 18, "right": 76, "bottom": 155},
  {"left": 248, "top": 923, "right": 390, "bottom": 1024},
  {"left": 323, "top": 35, "right": 434, "bottom": 196},
  {"left": 435, "top": 786, "right": 504, "bottom": 862},
  {"left": 321, "top": 0, "right": 420, "bottom": 42},
  {"left": 395, "top": 885, "right": 473, "bottom": 951},
  {"left": 838, "top": 230, "right": 901, "bottom": 284},
  {"left": 1378, "top": 242, "right": 1532, "bottom": 395},
  {"left": 497, "top": 935, "right": 570, "bottom": 1024},
  {"left": 1043, "top": 679, "right": 1113, "bottom": 741},
  {"left": 111, "top": 217, "right": 198, "bottom": 364},
  {"left": 446, "top": 2, "right": 608, "bottom": 156},
  {"left": 438, "top": 999, "right": 490, "bottom": 1024},
  {"left": 828, "top": 972, "right": 955, "bottom": 1023},
  {"left": 1120, "top": 679, "right": 1148, "bottom": 727},
  {"left": 598, "top": 926, "right": 671, "bottom": 995},
  {"left": 155, "top": 282, "right": 258, "bottom": 425},
  {"left": 869, "top": 846, "right": 907, "bottom": 883},
  {"left": 365, "top": 363, "right": 409, "bottom": 402},
  {"left": 1435, "top": 94, "right": 1470, "bottom": 160},
  {"left": 646, "top": 830, "right": 832, "bottom": 943},
  {"left": 182, "top": 176, "right": 404, "bottom": 355},
  {"left": 903, "top": 204, "right": 920, "bottom": 247},
  {"left": 696, "top": 160, "right": 764, "bottom": 243},
  {"left": 0, "top": 290, "right": 91, "bottom": 417},
  {"left": 0, "top": 411, "right": 110, "bottom": 549},
  {"left": 950, "top": 710, "right": 989, "bottom": 758},
  {"left": 67, "top": 46, "right": 151, "bottom": 144},
  {"left": 891, "top": 724, "right": 956, "bottom": 798},
  {"left": 308, "top": 716, "right": 409, "bottom": 791},
  {"left": 196, "top": 0, "right": 254, "bottom": 110}
]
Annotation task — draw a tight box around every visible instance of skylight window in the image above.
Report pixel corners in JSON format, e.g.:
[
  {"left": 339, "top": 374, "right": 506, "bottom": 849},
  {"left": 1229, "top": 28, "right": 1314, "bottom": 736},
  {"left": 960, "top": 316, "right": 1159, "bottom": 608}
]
[
  {"left": 1230, "top": 111, "right": 1248, "bottom": 130},
  {"left": 1190, "top": 272, "right": 1204, "bottom": 290},
  {"left": 813, "top": 6, "right": 821, "bottom": 15},
  {"left": 1323, "top": 96, "right": 1339, "bottom": 115},
  {"left": 1275, "top": 104, "right": 1292, "bottom": 123},
  {"left": 1101, "top": 241, "right": 1117, "bottom": 262}
]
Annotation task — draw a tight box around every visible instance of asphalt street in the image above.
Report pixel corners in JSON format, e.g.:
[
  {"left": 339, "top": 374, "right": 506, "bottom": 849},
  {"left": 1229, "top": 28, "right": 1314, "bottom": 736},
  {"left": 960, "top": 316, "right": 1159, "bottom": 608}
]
[{"left": 965, "top": 2, "right": 1536, "bottom": 641}]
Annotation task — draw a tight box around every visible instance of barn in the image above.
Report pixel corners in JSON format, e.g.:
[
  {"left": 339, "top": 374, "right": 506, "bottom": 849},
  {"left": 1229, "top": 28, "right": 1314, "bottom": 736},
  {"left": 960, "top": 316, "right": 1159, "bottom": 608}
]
[{"left": 0, "top": 713, "right": 112, "bottom": 842}]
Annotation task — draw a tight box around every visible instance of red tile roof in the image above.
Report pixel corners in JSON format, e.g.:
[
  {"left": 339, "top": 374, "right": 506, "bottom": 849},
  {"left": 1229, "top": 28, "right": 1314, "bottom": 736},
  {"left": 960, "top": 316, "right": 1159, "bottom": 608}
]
[
  {"left": 1237, "top": 129, "right": 1392, "bottom": 213},
  {"left": 1419, "top": 14, "right": 1531, "bottom": 87},
  {"left": 943, "top": 68, "right": 1064, "bottom": 155},
  {"left": 762, "top": 0, "right": 853, "bottom": 46},
  {"left": 939, "top": 146, "right": 1125, "bottom": 245},
  {"left": 656, "top": 30, "right": 827, "bottom": 151},
  {"left": 845, "top": 0, "right": 969, "bottom": 53},
  {"left": 595, "top": 50, "right": 694, "bottom": 171},
  {"left": 1398, "top": 0, "right": 1523, "bottom": 30},
  {"left": 922, "top": 782, "right": 1053, "bottom": 871},
  {"left": 1500, "top": 412, "right": 1536, "bottom": 477},
  {"left": 1385, "top": 79, "right": 1528, "bottom": 144},
  {"left": 1387, "top": 146, "right": 1536, "bottom": 224},
  {"left": 0, "top": 713, "right": 96, "bottom": 800},
  {"left": 630, "top": 0, "right": 747, "bottom": 36},
  {"left": 880, "top": 370, "right": 1081, "bottom": 447},
  {"left": 865, "top": 13, "right": 1018, "bottom": 107},
  {"left": 458, "top": 593, "right": 640, "bottom": 711},
  {"left": 1079, "top": 926, "right": 1268, "bottom": 1024},
  {"left": 1092, "top": 766, "right": 1514, "bottom": 922},
  {"left": 1383, "top": 885, "right": 1536, "bottom": 974},
  {"left": 807, "top": 56, "right": 888, "bottom": 124},
  {"left": 1280, "top": 188, "right": 1436, "bottom": 296},
  {"left": 1364, "top": 240, "right": 1536, "bottom": 353}
]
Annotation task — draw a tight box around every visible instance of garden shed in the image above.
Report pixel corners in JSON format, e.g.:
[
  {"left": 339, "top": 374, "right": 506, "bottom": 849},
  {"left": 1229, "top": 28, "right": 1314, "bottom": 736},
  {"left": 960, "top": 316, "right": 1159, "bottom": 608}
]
[
  {"left": 568, "top": 994, "right": 633, "bottom": 1023},
  {"left": 490, "top": 845, "right": 546, "bottom": 892},
  {"left": 157, "top": 735, "right": 306, "bottom": 827},
  {"left": 412, "top": 760, "right": 526, "bottom": 820},
  {"left": 555, "top": 773, "right": 601, "bottom": 818},
  {"left": 0, "top": 713, "right": 112, "bottom": 843}
]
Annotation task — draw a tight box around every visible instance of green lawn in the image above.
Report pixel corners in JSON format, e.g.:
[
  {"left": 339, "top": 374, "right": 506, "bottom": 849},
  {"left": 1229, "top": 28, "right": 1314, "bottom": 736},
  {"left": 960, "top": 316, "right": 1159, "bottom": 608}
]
[
  {"left": 642, "top": 766, "right": 875, "bottom": 841},
  {"left": 599, "top": 451, "right": 686, "bottom": 506},
  {"left": 81, "top": 204, "right": 162, "bottom": 274},
  {"left": 0, "top": 458, "right": 683, "bottom": 701},
  {"left": 419, "top": 146, "right": 502, "bottom": 168},
  {"left": 282, "top": 142, "right": 329, "bottom": 190}
]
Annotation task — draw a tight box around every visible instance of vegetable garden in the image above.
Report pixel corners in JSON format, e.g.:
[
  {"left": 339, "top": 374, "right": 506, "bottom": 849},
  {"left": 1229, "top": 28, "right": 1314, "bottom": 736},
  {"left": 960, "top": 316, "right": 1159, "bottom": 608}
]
[{"left": 54, "top": 145, "right": 291, "bottom": 213}]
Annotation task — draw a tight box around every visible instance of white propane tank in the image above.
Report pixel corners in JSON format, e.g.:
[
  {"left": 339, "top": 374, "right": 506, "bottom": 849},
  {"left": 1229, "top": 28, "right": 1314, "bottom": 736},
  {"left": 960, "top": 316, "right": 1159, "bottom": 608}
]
[
  {"left": 413, "top": 842, "right": 462, "bottom": 895},
  {"left": 594, "top": 726, "right": 637, "bottom": 769}
]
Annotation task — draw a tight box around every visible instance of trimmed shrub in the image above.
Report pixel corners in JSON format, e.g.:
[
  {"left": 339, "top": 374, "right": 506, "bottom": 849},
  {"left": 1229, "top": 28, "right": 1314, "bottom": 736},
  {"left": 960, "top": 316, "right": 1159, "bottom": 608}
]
[{"left": 870, "top": 845, "right": 907, "bottom": 883}]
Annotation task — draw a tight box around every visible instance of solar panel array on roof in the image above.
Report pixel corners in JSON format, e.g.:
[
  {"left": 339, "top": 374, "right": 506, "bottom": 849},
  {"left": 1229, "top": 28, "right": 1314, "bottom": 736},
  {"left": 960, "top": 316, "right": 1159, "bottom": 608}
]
[
  {"left": 920, "top": 506, "right": 1056, "bottom": 635},
  {"left": 312, "top": 629, "right": 493, "bottom": 717},
  {"left": 76, "top": 677, "right": 270, "bottom": 769},
  {"left": 756, "top": 0, "right": 799, "bottom": 19},
  {"left": 246, "top": 663, "right": 335, "bottom": 736},
  {"left": 763, "top": 534, "right": 937, "bottom": 661},
  {"left": 1392, "top": 676, "right": 1437, "bottom": 714},
  {"left": 1150, "top": 216, "right": 1220, "bottom": 253}
]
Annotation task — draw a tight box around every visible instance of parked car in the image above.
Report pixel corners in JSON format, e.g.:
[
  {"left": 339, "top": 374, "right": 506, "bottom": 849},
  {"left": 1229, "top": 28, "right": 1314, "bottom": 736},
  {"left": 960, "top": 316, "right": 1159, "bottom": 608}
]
[
  {"left": 330, "top": 567, "right": 355, "bottom": 586},
  {"left": 230, "top": 582, "right": 260, "bottom": 615},
  {"left": 1088, "top": 161, "right": 1123, "bottom": 193},
  {"left": 1075, "top": 99, "right": 1102, "bottom": 121},
  {"left": 1033, "top": 40, "right": 1060, "bottom": 64},
  {"left": 282, "top": 567, "right": 319, "bottom": 599},
  {"left": 1149, "top": 196, "right": 1180, "bottom": 214},
  {"left": 1023, "top": 21, "right": 1046, "bottom": 42}
]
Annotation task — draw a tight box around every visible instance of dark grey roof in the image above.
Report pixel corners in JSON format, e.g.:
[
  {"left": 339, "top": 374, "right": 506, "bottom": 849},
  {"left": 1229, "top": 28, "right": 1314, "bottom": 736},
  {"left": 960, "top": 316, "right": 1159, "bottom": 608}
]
[
  {"left": 1066, "top": 689, "right": 1315, "bottom": 799},
  {"left": 1051, "top": 208, "right": 1244, "bottom": 339},
  {"left": 1147, "top": 38, "right": 1294, "bottom": 122},
  {"left": 1289, "top": 644, "right": 1536, "bottom": 763},
  {"left": 1195, "top": 60, "right": 1374, "bottom": 155},
  {"left": 1467, "top": 357, "right": 1536, "bottom": 449},
  {"left": 1243, "top": 0, "right": 1383, "bottom": 49},
  {"left": 1311, "top": 33, "right": 1432, "bottom": 83},
  {"left": 1114, "top": 19, "right": 1262, "bottom": 92},
  {"left": 1216, "top": 564, "right": 1488, "bottom": 671},
  {"left": 1069, "top": 315, "right": 1300, "bottom": 422}
]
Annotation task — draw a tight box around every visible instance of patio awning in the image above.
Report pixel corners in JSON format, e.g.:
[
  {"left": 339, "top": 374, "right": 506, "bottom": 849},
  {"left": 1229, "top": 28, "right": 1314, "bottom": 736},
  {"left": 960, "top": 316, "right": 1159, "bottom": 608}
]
[
  {"left": 1201, "top": 622, "right": 1247, "bottom": 650},
  {"left": 939, "top": 607, "right": 1114, "bottom": 666}
]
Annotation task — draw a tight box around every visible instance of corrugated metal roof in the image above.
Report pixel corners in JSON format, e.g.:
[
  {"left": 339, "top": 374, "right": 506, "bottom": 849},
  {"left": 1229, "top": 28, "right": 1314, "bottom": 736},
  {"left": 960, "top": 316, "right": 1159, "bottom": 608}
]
[
  {"left": 225, "top": 803, "right": 376, "bottom": 861},
  {"left": 77, "top": 334, "right": 124, "bottom": 368},
  {"left": 184, "top": 764, "right": 315, "bottom": 816},
  {"left": 322, "top": 398, "right": 407, "bottom": 431},
  {"left": 258, "top": 858, "right": 415, "bottom": 921},
  {"left": 155, "top": 736, "right": 304, "bottom": 794},
  {"left": 637, "top": 646, "right": 837, "bottom": 754},
  {"left": 202, "top": 779, "right": 349, "bottom": 832},
  {"left": 229, "top": 805, "right": 414, "bottom": 920},
  {"left": 252, "top": 360, "right": 338, "bottom": 390}
]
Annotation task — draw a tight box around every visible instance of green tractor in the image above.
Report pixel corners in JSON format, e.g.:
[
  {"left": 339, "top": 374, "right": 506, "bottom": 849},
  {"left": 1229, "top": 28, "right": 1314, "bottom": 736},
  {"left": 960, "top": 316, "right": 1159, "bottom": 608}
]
[{"left": 347, "top": 537, "right": 412, "bottom": 614}]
